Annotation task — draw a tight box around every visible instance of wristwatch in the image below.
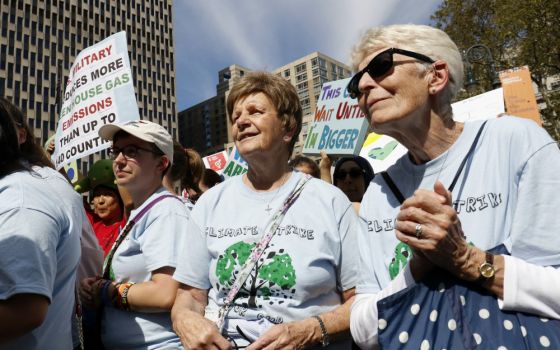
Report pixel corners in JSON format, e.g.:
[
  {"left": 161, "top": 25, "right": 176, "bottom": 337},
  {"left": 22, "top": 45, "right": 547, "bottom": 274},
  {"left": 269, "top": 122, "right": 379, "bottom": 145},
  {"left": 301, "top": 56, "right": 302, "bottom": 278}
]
[
  {"left": 477, "top": 251, "right": 496, "bottom": 283},
  {"left": 313, "top": 315, "right": 331, "bottom": 347}
]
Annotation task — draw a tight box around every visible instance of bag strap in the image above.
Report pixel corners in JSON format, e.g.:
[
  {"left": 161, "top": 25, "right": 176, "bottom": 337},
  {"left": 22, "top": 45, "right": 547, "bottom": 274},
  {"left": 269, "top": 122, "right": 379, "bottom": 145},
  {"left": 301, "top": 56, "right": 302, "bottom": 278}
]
[
  {"left": 381, "top": 172, "right": 405, "bottom": 204},
  {"left": 448, "top": 121, "right": 487, "bottom": 192},
  {"left": 382, "top": 121, "right": 487, "bottom": 204},
  {"left": 215, "top": 174, "right": 312, "bottom": 332},
  {"left": 102, "top": 193, "right": 181, "bottom": 279}
]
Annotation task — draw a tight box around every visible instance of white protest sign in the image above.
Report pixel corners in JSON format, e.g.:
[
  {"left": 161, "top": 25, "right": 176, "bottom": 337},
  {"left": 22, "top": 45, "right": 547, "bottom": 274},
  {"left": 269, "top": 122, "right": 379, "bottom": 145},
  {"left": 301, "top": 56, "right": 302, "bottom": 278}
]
[
  {"left": 53, "top": 31, "right": 139, "bottom": 169},
  {"left": 221, "top": 147, "right": 249, "bottom": 179},
  {"left": 452, "top": 88, "right": 504, "bottom": 122},
  {"left": 303, "top": 78, "right": 369, "bottom": 156}
]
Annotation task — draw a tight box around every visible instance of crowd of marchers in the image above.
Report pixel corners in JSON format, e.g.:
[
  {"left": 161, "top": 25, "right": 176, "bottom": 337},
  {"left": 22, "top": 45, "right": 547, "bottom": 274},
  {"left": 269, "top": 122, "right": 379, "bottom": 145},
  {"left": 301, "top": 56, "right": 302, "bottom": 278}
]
[{"left": 1, "top": 24, "right": 560, "bottom": 350}]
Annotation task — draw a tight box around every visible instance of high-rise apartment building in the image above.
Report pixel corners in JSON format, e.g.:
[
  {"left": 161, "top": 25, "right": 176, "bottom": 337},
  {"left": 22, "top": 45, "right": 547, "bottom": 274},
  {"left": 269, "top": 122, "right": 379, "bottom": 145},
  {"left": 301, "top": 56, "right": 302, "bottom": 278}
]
[
  {"left": 178, "top": 52, "right": 351, "bottom": 156},
  {"left": 0, "top": 0, "right": 176, "bottom": 174},
  {"left": 272, "top": 52, "right": 352, "bottom": 155},
  {"left": 178, "top": 64, "right": 249, "bottom": 155}
]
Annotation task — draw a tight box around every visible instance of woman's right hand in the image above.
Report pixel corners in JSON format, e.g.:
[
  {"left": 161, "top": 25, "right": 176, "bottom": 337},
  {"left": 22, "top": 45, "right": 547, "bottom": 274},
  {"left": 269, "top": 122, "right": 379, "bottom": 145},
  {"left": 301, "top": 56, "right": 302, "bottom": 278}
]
[{"left": 173, "top": 310, "right": 232, "bottom": 350}]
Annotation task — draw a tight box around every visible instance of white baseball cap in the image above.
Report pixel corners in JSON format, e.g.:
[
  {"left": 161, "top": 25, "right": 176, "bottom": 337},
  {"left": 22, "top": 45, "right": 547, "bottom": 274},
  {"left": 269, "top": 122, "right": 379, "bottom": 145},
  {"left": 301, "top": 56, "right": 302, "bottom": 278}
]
[{"left": 99, "top": 120, "right": 174, "bottom": 164}]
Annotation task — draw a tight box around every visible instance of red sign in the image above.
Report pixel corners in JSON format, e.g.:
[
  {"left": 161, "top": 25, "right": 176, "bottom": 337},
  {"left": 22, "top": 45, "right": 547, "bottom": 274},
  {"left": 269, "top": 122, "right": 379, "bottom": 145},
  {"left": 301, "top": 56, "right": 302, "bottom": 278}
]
[{"left": 203, "top": 151, "right": 228, "bottom": 173}]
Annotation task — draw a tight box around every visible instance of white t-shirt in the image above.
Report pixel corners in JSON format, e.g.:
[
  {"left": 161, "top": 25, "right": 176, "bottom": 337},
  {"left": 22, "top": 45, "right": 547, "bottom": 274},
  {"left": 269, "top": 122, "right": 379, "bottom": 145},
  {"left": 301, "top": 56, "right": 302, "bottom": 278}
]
[
  {"left": 174, "top": 171, "right": 360, "bottom": 348},
  {"left": 352, "top": 116, "right": 560, "bottom": 348},
  {"left": 101, "top": 188, "right": 189, "bottom": 350},
  {"left": 0, "top": 166, "right": 82, "bottom": 350},
  {"left": 357, "top": 117, "right": 560, "bottom": 294}
]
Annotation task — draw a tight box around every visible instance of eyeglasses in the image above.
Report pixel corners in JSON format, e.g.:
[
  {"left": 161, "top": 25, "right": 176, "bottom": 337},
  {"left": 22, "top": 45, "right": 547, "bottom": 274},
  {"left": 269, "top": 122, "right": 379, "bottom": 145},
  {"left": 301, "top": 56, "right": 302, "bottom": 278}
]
[
  {"left": 346, "top": 48, "right": 435, "bottom": 99},
  {"left": 108, "top": 144, "right": 162, "bottom": 160},
  {"left": 335, "top": 168, "right": 365, "bottom": 181}
]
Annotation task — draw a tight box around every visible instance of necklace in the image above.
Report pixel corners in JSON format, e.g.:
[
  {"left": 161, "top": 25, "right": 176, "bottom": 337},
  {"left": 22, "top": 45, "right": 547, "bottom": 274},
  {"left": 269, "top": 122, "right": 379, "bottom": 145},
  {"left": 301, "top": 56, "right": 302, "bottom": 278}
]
[{"left": 263, "top": 172, "right": 290, "bottom": 213}]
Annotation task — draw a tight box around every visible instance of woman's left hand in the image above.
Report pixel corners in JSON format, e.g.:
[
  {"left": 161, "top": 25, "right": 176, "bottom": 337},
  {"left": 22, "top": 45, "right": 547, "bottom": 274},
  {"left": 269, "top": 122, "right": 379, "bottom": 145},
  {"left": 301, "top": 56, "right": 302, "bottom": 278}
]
[
  {"left": 246, "top": 319, "right": 318, "bottom": 350},
  {"left": 395, "top": 181, "right": 476, "bottom": 280}
]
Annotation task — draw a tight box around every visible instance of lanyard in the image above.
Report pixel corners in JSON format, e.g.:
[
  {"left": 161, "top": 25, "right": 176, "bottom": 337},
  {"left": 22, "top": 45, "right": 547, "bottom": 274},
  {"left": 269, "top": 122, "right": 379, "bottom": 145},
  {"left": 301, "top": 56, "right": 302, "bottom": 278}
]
[
  {"left": 102, "top": 193, "right": 181, "bottom": 280},
  {"left": 215, "top": 174, "right": 312, "bottom": 332}
]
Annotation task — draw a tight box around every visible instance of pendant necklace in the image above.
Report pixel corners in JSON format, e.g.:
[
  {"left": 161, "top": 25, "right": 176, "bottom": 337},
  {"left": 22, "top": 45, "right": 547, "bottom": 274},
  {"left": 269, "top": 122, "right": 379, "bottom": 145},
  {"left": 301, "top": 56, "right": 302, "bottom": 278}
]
[{"left": 263, "top": 173, "right": 289, "bottom": 213}]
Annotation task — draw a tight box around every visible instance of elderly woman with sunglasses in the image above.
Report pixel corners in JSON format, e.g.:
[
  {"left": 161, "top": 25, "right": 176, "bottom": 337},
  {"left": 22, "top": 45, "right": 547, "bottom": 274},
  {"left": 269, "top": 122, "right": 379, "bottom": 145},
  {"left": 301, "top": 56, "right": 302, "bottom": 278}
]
[
  {"left": 349, "top": 25, "right": 560, "bottom": 349},
  {"left": 80, "top": 120, "right": 189, "bottom": 349},
  {"left": 171, "top": 72, "right": 360, "bottom": 350}
]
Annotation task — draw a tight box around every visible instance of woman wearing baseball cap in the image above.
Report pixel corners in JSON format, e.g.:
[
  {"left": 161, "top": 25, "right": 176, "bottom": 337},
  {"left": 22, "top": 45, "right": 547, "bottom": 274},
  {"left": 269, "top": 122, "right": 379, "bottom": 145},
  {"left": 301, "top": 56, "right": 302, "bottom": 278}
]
[{"left": 80, "top": 120, "right": 189, "bottom": 349}]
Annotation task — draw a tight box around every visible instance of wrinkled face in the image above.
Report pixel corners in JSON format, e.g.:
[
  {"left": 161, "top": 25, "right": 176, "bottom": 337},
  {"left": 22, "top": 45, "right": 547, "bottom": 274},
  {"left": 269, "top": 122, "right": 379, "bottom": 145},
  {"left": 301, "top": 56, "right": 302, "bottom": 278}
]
[
  {"left": 92, "top": 186, "right": 122, "bottom": 223},
  {"left": 356, "top": 48, "right": 431, "bottom": 134},
  {"left": 111, "top": 134, "right": 164, "bottom": 192},
  {"left": 231, "top": 92, "right": 291, "bottom": 160},
  {"left": 335, "top": 161, "right": 366, "bottom": 202}
]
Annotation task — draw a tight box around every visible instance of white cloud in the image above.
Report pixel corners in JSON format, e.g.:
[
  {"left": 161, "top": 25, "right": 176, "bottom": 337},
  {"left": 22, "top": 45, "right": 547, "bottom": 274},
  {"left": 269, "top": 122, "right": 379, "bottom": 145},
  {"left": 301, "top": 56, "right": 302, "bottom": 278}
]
[{"left": 173, "top": 0, "right": 443, "bottom": 110}]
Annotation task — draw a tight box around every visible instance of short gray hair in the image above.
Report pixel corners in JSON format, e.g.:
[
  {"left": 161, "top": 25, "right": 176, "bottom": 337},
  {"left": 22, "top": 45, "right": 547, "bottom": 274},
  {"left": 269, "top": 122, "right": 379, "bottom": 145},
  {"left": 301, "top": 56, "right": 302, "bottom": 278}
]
[{"left": 351, "top": 24, "right": 463, "bottom": 118}]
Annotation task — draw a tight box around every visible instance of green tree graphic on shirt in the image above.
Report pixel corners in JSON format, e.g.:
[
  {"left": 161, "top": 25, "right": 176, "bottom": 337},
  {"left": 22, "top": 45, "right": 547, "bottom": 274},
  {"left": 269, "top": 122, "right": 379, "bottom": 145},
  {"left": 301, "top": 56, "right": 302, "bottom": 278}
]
[
  {"left": 216, "top": 241, "right": 297, "bottom": 308},
  {"left": 389, "top": 242, "right": 412, "bottom": 280}
]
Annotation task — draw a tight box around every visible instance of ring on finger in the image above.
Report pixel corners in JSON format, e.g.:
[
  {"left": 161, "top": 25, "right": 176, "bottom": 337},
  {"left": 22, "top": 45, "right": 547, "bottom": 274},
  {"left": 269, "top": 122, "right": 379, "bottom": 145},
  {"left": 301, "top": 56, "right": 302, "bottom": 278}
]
[{"left": 415, "top": 224, "right": 423, "bottom": 238}]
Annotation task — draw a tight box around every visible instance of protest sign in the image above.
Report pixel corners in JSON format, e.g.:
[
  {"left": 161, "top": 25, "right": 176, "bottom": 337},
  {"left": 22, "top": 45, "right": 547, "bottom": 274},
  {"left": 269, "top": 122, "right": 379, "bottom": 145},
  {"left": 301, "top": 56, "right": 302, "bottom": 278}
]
[
  {"left": 53, "top": 31, "right": 139, "bottom": 169},
  {"left": 359, "top": 132, "right": 408, "bottom": 173},
  {"left": 303, "top": 78, "right": 369, "bottom": 156},
  {"left": 221, "top": 147, "right": 248, "bottom": 179},
  {"left": 499, "top": 66, "right": 542, "bottom": 126},
  {"left": 451, "top": 88, "right": 504, "bottom": 122},
  {"left": 203, "top": 150, "right": 229, "bottom": 174}
]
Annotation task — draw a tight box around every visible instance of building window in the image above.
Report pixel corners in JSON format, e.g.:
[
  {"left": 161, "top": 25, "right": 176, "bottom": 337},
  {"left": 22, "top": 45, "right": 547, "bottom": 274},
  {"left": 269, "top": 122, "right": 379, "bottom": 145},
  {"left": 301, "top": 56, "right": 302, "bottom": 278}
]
[
  {"left": 296, "top": 73, "right": 307, "bottom": 82},
  {"left": 284, "top": 69, "right": 290, "bottom": 77},
  {"left": 295, "top": 63, "right": 306, "bottom": 74}
]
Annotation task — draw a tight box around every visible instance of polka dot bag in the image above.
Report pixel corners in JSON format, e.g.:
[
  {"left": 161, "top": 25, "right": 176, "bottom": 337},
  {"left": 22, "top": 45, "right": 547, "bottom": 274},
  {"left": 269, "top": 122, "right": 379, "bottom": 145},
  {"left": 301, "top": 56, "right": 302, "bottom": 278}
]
[{"left": 377, "top": 245, "right": 560, "bottom": 349}]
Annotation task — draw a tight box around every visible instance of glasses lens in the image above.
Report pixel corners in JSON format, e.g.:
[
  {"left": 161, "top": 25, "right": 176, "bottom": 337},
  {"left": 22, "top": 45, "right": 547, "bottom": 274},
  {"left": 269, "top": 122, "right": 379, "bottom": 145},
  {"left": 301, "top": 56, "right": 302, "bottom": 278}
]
[
  {"left": 349, "top": 168, "right": 364, "bottom": 179},
  {"left": 108, "top": 148, "right": 118, "bottom": 160},
  {"left": 122, "top": 145, "right": 138, "bottom": 158},
  {"left": 367, "top": 50, "right": 393, "bottom": 78},
  {"left": 347, "top": 73, "right": 362, "bottom": 99}
]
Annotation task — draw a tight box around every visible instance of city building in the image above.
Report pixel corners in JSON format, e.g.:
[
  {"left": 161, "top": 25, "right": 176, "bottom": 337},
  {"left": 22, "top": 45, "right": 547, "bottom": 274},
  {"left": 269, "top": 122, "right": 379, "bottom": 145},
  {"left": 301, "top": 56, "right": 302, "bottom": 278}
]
[
  {"left": 0, "top": 0, "right": 176, "bottom": 174},
  {"left": 178, "top": 52, "right": 351, "bottom": 156},
  {"left": 178, "top": 64, "right": 249, "bottom": 155}
]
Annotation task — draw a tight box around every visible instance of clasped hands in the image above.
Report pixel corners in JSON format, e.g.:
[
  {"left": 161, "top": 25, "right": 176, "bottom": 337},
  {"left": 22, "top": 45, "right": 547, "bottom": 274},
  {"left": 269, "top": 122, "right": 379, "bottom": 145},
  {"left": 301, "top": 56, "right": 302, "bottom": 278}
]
[{"left": 394, "top": 181, "right": 481, "bottom": 281}]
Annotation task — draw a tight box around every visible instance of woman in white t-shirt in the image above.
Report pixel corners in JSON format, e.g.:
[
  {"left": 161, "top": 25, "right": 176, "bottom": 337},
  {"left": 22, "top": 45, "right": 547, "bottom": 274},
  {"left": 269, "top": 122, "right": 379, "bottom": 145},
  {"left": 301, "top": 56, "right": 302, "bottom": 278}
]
[
  {"left": 80, "top": 120, "right": 189, "bottom": 349},
  {"left": 171, "top": 72, "right": 360, "bottom": 349},
  {"left": 0, "top": 98, "right": 82, "bottom": 349}
]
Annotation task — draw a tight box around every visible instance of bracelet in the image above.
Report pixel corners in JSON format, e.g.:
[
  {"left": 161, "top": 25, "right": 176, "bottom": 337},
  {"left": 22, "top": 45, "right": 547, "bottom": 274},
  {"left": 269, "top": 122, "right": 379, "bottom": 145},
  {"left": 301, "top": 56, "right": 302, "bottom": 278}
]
[
  {"left": 114, "top": 282, "right": 135, "bottom": 311},
  {"left": 312, "top": 315, "right": 330, "bottom": 347}
]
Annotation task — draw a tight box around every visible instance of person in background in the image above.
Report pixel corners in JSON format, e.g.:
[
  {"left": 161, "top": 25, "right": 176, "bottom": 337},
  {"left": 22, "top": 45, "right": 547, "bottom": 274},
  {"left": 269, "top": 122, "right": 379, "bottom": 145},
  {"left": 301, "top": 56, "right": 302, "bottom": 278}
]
[
  {"left": 288, "top": 155, "right": 321, "bottom": 178},
  {"left": 181, "top": 148, "right": 205, "bottom": 206},
  {"left": 163, "top": 141, "right": 189, "bottom": 195},
  {"left": 171, "top": 72, "right": 359, "bottom": 349},
  {"left": 332, "top": 156, "right": 374, "bottom": 213},
  {"left": 0, "top": 97, "right": 82, "bottom": 349},
  {"left": 198, "top": 168, "right": 224, "bottom": 192},
  {"left": 80, "top": 120, "right": 188, "bottom": 349},
  {"left": 75, "top": 159, "right": 127, "bottom": 257},
  {"left": 348, "top": 24, "right": 560, "bottom": 349}
]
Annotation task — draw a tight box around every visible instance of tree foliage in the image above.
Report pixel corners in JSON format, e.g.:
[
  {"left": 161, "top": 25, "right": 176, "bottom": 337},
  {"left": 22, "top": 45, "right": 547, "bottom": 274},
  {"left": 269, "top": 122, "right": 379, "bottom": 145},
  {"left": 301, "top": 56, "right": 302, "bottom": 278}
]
[{"left": 431, "top": 0, "right": 560, "bottom": 140}]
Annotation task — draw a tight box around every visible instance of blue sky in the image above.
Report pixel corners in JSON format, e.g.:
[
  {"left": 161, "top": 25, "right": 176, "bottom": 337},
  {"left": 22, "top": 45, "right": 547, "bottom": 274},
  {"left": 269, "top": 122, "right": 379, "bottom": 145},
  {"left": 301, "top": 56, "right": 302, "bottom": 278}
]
[{"left": 173, "top": 0, "right": 443, "bottom": 111}]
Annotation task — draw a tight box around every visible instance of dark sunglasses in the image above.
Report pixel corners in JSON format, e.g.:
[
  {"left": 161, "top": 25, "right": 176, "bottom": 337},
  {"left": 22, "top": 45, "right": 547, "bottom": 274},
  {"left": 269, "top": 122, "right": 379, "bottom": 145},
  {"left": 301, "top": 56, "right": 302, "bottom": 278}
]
[
  {"left": 346, "top": 48, "right": 435, "bottom": 99},
  {"left": 335, "top": 168, "right": 365, "bottom": 181},
  {"left": 108, "top": 144, "right": 162, "bottom": 160}
]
